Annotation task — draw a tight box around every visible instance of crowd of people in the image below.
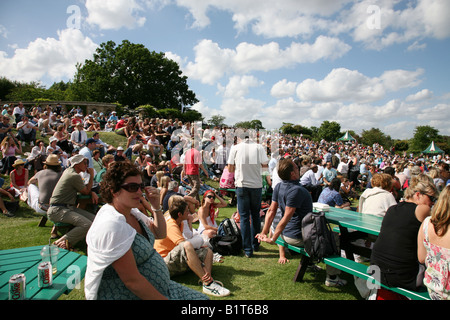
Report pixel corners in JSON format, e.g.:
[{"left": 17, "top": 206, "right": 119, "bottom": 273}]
[{"left": 1, "top": 101, "right": 450, "bottom": 300}]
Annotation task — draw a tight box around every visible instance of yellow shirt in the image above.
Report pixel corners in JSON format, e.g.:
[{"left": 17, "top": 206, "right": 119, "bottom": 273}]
[{"left": 154, "top": 213, "right": 185, "bottom": 258}]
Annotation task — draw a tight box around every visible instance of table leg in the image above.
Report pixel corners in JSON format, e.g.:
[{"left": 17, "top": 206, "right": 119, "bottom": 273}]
[{"left": 293, "top": 255, "right": 311, "bottom": 282}]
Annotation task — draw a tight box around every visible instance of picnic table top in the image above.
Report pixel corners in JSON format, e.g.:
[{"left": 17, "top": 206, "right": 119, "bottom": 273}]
[
  {"left": 320, "top": 207, "right": 383, "bottom": 236},
  {"left": 0, "top": 245, "right": 87, "bottom": 300}
]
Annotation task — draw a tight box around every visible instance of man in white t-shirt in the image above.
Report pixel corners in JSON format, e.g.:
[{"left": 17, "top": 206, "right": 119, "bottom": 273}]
[{"left": 227, "top": 134, "right": 269, "bottom": 257}]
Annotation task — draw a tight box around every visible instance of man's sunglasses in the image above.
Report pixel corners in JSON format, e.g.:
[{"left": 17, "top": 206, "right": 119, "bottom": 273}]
[{"left": 121, "top": 183, "right": 145, "bottom": 193}]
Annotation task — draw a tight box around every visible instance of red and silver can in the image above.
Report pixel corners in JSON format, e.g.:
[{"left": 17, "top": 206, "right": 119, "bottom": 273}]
[
  {"left": 38, "top": 261, "right": 53, "bottom": 288},
  {"left": 8, "top": 273, "right": 26, "bottom": 300}
]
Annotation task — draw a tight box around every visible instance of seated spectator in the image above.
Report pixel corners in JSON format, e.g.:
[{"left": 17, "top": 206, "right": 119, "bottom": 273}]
[
  {"left": 47, "top": 136, "right": 69, "bottom": 168},
  {"left": 85, "top": 115, "right": 101, "bottom": 131},
  {"left": 147, "top": 133, "right": 163, "bottom": 160},
  {"left": 16, "top": 116, "right": 38, "bottom": 147},
  {"left": 114, "top": 146, "right": 128, "bottom": 162},
  {"left": 84, "top": 161, "right": 207, "bottom": 300},
  {"left": 159, "top": 175, "right": 172, "bottom": 207},
  {"left": 197, "top": 190, "right": 227, "bottom": 241},
  {"left": 322, "top": 161, "right": 337, "bottom": 187},
  {"left": 358, "top": 173, "right": 397, "bottom": 217},
  {"left": 337, "top": 157, "right": 349, "bottom": 178},
  {"left": 94, "top": 154, "right": 114, "bottom": 183},
  {"left": 371, "top": 178, "right": 438, "bottom": 292},
  {"left": 429, "top": 167, "right": 445, "bottom": 192},
  {"left": 9, "top": 159, "right": 29, "bottom": 201},
  {"left": 318, "top": 177, "right": 351, "bottom": 209},
  {"left": 91, "top": 132, "right": 115, "bottom": 157},
  {"left": 0, "top": 116, "right": 13, "bottom": 142},
  {"left": 384, "top": 166, "right": 402, "bottom": 201},
  {"left": 26, "top": 139, "right": 46, "bottom": 172},
  {"left": 27, "top": 154, "right": 63, "bottom": 237},
  {"left": 0, "top": 185, "right": 17, "bottom": 217},
  {"left": 125, "top": 131, "right": 144, "bottom": 159},
  {"left": 13, "top": 102, "right": 25, "bottom": 124},
  {"left": 53, "top": 124, "right": 73, "bottom": 154},
  {"left": 47, "top": 154, "right": 97, "bottom": 250},
  {"left": 299, "top": 163, "right": 322, "bottom": 202},
  {"left": 418, "top": 185, "right": 450, "bottom": 300},
  {"left": 154, "top": 195, "right": 230, "bottom": 297},
  {"left": 70, "top": 123, "right": 88, "bottom": 150},
  {"left": 1, "top": 136, "right": 22, "bottom": 174}
]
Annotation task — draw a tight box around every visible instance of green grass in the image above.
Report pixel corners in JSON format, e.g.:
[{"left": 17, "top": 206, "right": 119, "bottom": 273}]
[{"left": 0, "top": 131, "right": 363, "bottom": 300}]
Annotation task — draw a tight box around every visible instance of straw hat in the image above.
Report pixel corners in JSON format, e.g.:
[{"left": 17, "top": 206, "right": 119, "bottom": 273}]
[
  {"left": 12, "top": 159, "right": 25, "bottom": 167},
  {"left": 44, "top": 154, "right": 61, "bottom": 166}
]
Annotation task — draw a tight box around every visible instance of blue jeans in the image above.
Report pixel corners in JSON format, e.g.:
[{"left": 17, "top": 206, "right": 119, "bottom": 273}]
[{"left": 236, "top": 187, "right": 262, "bottom": 255}]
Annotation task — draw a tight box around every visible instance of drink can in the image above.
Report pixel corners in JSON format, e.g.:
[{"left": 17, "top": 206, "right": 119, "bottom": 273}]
[
  {"left": 9, "top": 274, "right": 26, "bottom": 300},
  {"left": 38, "top": 261, "right": 53, "bottom": 288}
]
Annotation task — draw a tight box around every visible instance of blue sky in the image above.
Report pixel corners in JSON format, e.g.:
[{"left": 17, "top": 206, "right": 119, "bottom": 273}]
[{"left": 0, "top": 0, "right": 449, "bottom": 140}]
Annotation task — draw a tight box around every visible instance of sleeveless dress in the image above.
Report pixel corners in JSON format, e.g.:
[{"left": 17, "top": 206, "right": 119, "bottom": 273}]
[
  {"left": 422, "top": 217, "right": 450, "bottom": 300},
  {"left": 97, "top": 219, "right": 208, "bottom": 300}
]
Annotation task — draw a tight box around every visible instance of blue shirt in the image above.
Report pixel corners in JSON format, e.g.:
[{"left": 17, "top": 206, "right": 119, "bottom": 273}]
[
  {"left": 272, "top": 180, "right": 313, "bottom": 239},
  {"left": 318, "top": 188, "right": 343, "bottom": 207}
]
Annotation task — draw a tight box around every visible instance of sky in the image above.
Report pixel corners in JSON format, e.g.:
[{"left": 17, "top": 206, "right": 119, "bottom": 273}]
[{"left": 0, "top": 0, "right": 449, "bottom": 140}]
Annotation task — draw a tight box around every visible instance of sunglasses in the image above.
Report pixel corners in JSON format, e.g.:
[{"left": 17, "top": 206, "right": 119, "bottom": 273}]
[
  {"left": 121, "top": 183, "right": 145, "bottom": 193},
  {"left": 206, "top": 195, "right": 215, "bottom": 199},
  {"left": 421, "top": 193, "right": 437, "bottom": 204}
]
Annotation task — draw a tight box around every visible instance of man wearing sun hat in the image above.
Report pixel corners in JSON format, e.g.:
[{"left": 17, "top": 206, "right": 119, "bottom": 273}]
[
  {"left": 47, "top": 154, "right": 97, "bottom": 250},
  {"left": 27, "top": 154, "right": 63, "bottom": 235}
]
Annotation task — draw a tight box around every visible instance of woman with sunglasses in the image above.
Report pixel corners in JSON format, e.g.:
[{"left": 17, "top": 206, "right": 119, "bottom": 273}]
[
  {"left": 370, "top": 175, "right": 439, "bottom": 296},
  {"left": 418, "top": 185, "right": 450, "bottom": 300},
  {"left": 85, "top": 161, "right": 208, "bottom": 300},
  {"left": 197, "top": 190, "right": 228, "bottom": 240}
]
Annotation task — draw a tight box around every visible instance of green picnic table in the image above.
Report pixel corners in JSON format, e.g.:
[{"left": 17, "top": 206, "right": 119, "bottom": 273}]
[{"left": 0, "top": 245, "right": 87, "bottom": 300}]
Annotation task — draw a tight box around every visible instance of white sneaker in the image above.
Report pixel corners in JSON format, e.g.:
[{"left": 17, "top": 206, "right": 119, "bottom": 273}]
[
  {"left": 203, "top": 280, "right": 230, "bottom": 297},
  {"left": 325, "top": 275, "right": 347, "bottom": 287},
  {"left": 21, "top": 141, "right": 25, "bottom": 147}
]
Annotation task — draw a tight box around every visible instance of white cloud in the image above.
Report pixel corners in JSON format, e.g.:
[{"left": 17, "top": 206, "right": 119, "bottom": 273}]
[
  {"left": 0, "top": 29, "right": 98, "bottom": 84},
  {"left": 217, "top": 75, "right": 263, "bottom": 99},
  {"left": 271, "top": 79, "right": 297, "bottom": 98},
  {"left": 184, "top": 36, "right": 350, "bottom": 85},
  {"left": 85, "top": 0, "right": 148, "bottom": 30},
  {"left": 296, "top": 67, "right": 424, "bottom": 103},
  {"left": 406, "top": 89, "right": 433, "bottom": 101}
]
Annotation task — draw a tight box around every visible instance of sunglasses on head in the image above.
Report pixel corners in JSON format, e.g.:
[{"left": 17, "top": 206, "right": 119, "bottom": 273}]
[{"left": 120, "top": 182, "right": 145, "bottom": 193}]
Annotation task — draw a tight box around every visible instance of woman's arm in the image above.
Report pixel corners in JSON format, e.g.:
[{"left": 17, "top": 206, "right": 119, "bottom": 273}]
[
  {"left": 111, "top": 249, "right": 167, "bottom": 300},
  {"left": 417, "top": 220, "right": 427, "bottom": 264}
]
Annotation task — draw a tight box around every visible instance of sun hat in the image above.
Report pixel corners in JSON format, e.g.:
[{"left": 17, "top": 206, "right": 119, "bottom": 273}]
[
  {"left": 69, "top": 154, "right": 87, "bottom": 167},
  {"left": 44, "top": 154, "right": 61, "bottom": 166},
  {"left": 13, "top": 159, "right": 25, "bottom": 167}
]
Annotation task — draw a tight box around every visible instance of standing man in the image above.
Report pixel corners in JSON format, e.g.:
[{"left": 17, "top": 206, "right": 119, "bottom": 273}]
[
  {"left": 183, "top": 140, "right": 209, "bottom": 201},
  {"left": 227, "top": 132, "right": 269, "bottom": 258}
]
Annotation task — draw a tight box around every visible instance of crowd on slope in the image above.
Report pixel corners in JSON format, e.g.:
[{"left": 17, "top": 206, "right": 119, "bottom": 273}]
[{"left": 1, "top": 101, "right": 449, "bottom": 300}]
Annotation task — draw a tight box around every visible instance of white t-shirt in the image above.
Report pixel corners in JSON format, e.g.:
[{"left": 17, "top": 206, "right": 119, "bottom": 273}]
[{"left": 227, "top": 139, "right": 269, "bottom": 188}]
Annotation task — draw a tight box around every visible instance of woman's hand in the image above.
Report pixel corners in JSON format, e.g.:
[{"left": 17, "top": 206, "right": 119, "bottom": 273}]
[{"left": 143, "top": 186, "right": 160, "bottom": 209}]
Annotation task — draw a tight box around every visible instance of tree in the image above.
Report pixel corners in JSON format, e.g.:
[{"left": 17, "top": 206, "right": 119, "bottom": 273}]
[
  {"left": 317, "top": 121, "right": 341, "bottom": 142},
  {"left": 72, "top": 40, "right": 198, "bottom": 109},
  {"left": 207, "top": 115, "right": 226, "bottom": 127},
  {"left": 410, "top": 125, "right": 440, "bottom": 152},
  {"left": 361, "top": 127, "right": 392, "bottom": 149},
  {"left": 234, "top": 119, "right": 264, "bottom": 130}
]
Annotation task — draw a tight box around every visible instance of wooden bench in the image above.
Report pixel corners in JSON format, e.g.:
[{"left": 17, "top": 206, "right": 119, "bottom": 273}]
[{"left": 275, "top": 237, "right": 430, "bottom": 300}]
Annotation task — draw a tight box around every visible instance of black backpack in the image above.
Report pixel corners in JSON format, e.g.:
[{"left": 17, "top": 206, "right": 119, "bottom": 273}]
[
  {"left": 301, "top": 211, "right": 338, "bottom": 262},
  {"left": 210, "top": 235, "right": 242, "bottom": 256},
  {"left": 211, "top": 218, "right": 242, "bottom": 255}
]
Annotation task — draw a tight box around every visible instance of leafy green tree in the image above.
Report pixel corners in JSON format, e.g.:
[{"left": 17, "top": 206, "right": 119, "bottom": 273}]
[
  {"left": 410, "top": 125, "right": 440, "bottom": 152},
  {"left": 72, "top": 40, "right": 198, "bottom": 109},
  {"left": 207, "top": 115, "right": 226, "bottom": 127},
  {"left": 234, "top": 119, "right": 264, "bottom": 130},
  {"left": 317, "top": 121, "right": 341, "bottom": 142},
  {"left": 361, "top": 127, "right": 392, "bottom": 149}
]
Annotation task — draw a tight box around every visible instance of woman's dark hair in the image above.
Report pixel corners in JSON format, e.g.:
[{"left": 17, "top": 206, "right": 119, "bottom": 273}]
[{"left": 100, "top": 161, "right": 142, "bottom": 203}]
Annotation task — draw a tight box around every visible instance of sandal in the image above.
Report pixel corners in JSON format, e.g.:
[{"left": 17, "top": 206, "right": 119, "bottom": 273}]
[
  {"left": 213, "top": 252, "right": 224, "bottom": 263},
  {"left": 2, "top": 211, "right": 14, "bottom": 217}
]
